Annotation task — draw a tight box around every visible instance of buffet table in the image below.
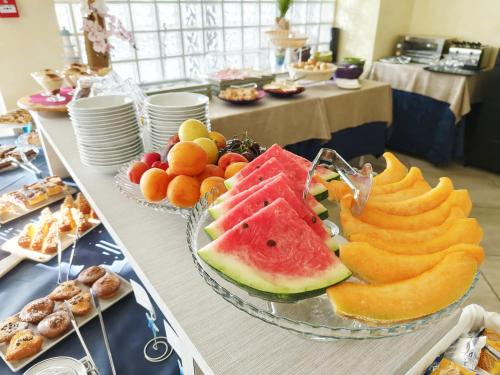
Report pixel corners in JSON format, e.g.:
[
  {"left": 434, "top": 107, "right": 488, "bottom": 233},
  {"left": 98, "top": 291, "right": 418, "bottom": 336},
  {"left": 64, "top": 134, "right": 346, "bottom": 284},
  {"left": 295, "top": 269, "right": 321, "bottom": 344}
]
[
  {"left": 210, "top": 80, "right": 392, "bottom": 160},
  {"left": 369, "top": 62, "right": 491, "bottom": 165},
  {"left": 30, "top": 111, "right": 470, "bottom": 375}
]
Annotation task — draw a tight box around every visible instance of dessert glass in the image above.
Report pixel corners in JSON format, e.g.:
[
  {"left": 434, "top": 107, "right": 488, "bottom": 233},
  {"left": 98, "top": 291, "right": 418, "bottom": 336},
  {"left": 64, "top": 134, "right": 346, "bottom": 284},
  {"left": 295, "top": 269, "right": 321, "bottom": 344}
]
[{"left": 31, "top": 71, "right": 65, "bottom": 102}]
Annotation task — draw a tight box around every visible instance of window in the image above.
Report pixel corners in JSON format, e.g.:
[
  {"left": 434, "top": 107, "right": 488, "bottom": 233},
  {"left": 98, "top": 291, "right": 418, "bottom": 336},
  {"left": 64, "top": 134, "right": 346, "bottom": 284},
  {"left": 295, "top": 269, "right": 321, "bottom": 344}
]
[{"left": 54, "top": 0, "right": 335, "bottom": 84}]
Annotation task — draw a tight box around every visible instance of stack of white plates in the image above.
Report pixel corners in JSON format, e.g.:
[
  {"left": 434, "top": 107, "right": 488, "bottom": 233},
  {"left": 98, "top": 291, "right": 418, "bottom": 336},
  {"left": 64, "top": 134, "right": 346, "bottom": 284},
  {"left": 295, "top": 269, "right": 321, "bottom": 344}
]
[
  {"left": 145, "top": 92, "right": 210, "bottom": 149},
  {"left": 69, "top": 95, "right": 144, "bottom": 173}
]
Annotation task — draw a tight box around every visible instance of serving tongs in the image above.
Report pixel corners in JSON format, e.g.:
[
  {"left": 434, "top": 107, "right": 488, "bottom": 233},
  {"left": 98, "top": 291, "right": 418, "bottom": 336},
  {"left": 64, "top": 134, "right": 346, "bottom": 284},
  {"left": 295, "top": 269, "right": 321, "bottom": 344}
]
[
  {"left": 18, "top": 150, "right": 42, "bottom": 178},
  {"left": 304, "top": 148, "right": 373, "bottom": 215},
  {"left": 3, "top": 157, "right": 40, "bottom": 177},
  {"left": 90, "top": 288, "right": 117, "bottom": 375}
]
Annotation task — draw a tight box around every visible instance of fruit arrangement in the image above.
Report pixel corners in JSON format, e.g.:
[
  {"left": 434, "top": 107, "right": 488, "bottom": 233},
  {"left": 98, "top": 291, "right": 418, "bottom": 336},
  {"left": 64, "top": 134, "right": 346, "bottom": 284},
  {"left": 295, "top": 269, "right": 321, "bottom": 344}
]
[
  {"left": 126, "top": 119, "right": 268, "bottom": 208},
  {"left": 323, "top": 152, "right": 484, "bottom": 323}
]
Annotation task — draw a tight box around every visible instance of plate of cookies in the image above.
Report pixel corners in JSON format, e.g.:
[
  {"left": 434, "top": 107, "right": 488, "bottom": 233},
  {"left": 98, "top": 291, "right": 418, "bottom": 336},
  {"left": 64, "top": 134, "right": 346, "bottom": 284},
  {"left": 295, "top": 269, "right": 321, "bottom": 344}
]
[
  {"left": 0, "top": 176, "right": 77, "bottom": 224},
  {"left": 0, "top": 193, "right": 100, "bottom": 278},
  {"left": 0, "top": 265, "right": 132, "bottom": 372}
]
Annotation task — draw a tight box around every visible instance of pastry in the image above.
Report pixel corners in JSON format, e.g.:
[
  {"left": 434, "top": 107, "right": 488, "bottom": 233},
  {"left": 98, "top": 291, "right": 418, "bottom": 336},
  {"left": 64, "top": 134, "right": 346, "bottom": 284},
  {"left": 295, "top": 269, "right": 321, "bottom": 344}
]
[
  {"left": 219, "top": 87, "right": 259, "bottom": 101},
  {"left": 0, "top": 109, "right": 32, "bottom": 125},
  {"left": 23, "top": 183, "right": 48, "bottom": 206},
  {"left": 58, "top": 206, "right": 75, "bottom": 233},
  {"left": 77, "top": 265, "right": 106, "bottom": 286},
  {"left": 0, "top": 145, "right": 16, "bottom": 158},
  {"left": 71, "top": 207, "right": 92, "bottom": 234},
  {"left": 61, "top": 195, "right": 75, "bottom": 209},
  {"left": 92, "top": 272, "right": 121, "bottom": 299},
  {"left": 5, "top": 190, "right": 27, "bottom": 209},
  {"left": 31, "top": 208, "right": 56, "bottom": 251},
  {"left": 65, "top": 292, "right": 92, "bottom": 316},
  {"left": 0, "top": 159, "right": 14, "bottom": 171},
  {"left": 75, "top": 192, "right": 91, "bottom": 215},
  {"left": 43, "top": 176, "right": 65, "bottom": 196},
  {"left": 0, "top": 316, "right": 29, "bottom": 343},
  {"left": 37, "top": 310, "right": 71, "bottom": 339},
  {"left": 18, "top": 223, "right": 35, "bottom": 249},
  {"left": 5, "top": 329, "right": 43, "bottom": 361},
  {"left": 19, "top": 297, "right": 54, "bottom": 323},
  {"left": 0, "top": 200, "right": 14, "bottom": 219},
  {"left": 41, "top": 222, "right": 58, "bottom": 254},
  {"left": 48, "top": 280, "right": 81, "bottom": 301}
]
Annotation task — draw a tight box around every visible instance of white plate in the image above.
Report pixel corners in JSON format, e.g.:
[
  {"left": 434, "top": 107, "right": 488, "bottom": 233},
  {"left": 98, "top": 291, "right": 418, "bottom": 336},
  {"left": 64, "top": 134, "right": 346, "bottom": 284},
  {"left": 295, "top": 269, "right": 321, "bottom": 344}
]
[
  {"left": 24, "top": 356, "right": 86, "bottom": 375},
  {"left": 146, "top": 107, "right": 207, "bottom": 116},
  {"left": 69, "top": 95, "right": 134, "bottom": 112},
  {"left": 148, "top": 115, "right": 207, "bottom": 123},
  {"left": 75, "top": 127, "right": 140, "bottom": 141},
  {"left": 78, "top": 139, "right": 143, "bottom": 153},
  {"left": 74, "top": 120, "right": 139, "bottom": 133},
  {"left": 69, "top": 106, "right": 136, "bottom": 120},
  {"left": 145, "top": 92, "right": 209, "bottom": 110},
  {"left": 80, "top": 152, "right": 142, "bottom": 166},
  {"left": 335, "top": 78, "right": 361, "bottom": 90},
  {"left": 79, "top": 146, "right": 144, "bottom": 160},
  {"left": 71, "top": 113, "right": 138, "bottom": 126},
  {"left": 77, "top": 134, "right": 142, "bottom": 148},
  {"left": 80, "top": 149, "right": 143, "bottom": 163}
]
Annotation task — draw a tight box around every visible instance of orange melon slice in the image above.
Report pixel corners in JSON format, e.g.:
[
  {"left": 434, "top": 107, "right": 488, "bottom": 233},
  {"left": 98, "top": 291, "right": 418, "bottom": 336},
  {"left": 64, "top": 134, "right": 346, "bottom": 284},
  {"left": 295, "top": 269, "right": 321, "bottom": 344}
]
[
  {"left": 371, "top": 167, "right": 428, "bottom": 195},
  {"left": 341, "top": 195, "right": 467, "bottom": 241},
  {"left": 325, "top": 179, "right": 351, "bottom": 202},
  {"left": 366, "top": 177, "right": 454, "bottom": 215},
  {"left": 373, "top": 152, "right": 408, "bottom": 186},
  {"left": 369, "top": 180, "right": 431, "bottom": 203},
  {"left": 339, "top": 242, "right": 484, "bottom": 284},
  {"left": 349, "top": 218, "right": 483, "bottom": 254},
  {"left": 357, "top": 190, "right": 472, "bottom": 230},
  {"left": 327, "top": 252, "right": 478, "bottom": 322}
]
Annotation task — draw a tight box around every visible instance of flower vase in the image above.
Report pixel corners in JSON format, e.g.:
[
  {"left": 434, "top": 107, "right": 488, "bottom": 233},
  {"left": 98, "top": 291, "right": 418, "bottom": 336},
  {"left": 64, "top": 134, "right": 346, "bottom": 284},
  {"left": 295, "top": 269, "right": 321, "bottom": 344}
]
[{"left": 84, "top": 11, "right": 111, "bottom": 75}]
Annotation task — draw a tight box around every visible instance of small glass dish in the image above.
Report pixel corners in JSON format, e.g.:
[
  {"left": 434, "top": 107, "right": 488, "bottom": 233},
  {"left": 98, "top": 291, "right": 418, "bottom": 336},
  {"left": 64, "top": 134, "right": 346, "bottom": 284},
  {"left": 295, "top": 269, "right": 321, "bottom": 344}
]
[
  {"left": 186, "top": 197, "right": 479, "bottom": 340},
  {"left": 114, "top": 157, "right": 191, "bottom": 218}
]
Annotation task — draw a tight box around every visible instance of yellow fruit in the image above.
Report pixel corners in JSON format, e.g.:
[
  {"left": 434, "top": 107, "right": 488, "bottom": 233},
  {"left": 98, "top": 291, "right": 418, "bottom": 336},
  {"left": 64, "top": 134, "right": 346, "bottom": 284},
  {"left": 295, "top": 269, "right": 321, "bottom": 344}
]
[
  {"left": 373, "top": 152, "right": 408, "bottom": 186},
  {"left": 193, "top": 137, "right": 218, "bottom": 164},
  {"left": 327, "top": 252, "right": 478, "bottom": 322},
  {"left": 178, "top": 119, "right": 209, "bottom": 141},
  {"left": 368, "top": 180, "right": 431, "bottom": 203},
  {"left": 350, "top": 218, "right": 483, "bottom": 255},
  {"left": 365, "top": 177, "right": 454, "bottom": 216},
  {"left": 371, "top": 167, "right": 428, "bottom": 195},
  {"left": 339, "top": 242, "right": 484, "bottom": 284},
  {"left": 208, "top": 131, "right": 227, "bottom": 149},
  {"left": 200, "top": 176, "right": 227, "bottom": 204},
  {"left": 341, "top": 195, "right": 467, "bottom": 241},
  {"left": 357, "top": 190, "right": 472, "bottom": 230},
  {"left": 224, "top": 162, "right": 248, "bottom": 179},
  {"left": 325, "top": 180, "right": 351, "bottom": 202}
]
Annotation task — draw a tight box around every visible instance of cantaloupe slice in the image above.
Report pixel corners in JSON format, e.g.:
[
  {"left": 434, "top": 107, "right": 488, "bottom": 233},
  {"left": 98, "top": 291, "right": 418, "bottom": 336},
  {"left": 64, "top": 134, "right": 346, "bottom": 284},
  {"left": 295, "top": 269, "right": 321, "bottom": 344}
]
[
  {"left": 373, "top": 152, "right": 408, "bottom": 186},
  {"left": 341, "top": 195, "right": 467, "bottom": 241},
  {"left": 327, "top": 252, "right": 478, "bottom": 322},
  {"left": 339, "top": 242, "right": 484, "bottom": 284},
  {"left": 369, "top": 180, "right": 431, "bottom": 203},
  {"left": 349, "top": 218, "right": 483, "bottom": 254},
  {"left": 371, "top": 167, "right": 428, "bottom": 195},
  {"left": 325, "top": 179, "right": 351, "bottom": 202},
  {"left": 366, "top": 177, "right": 454, "bottom": 215},
  {"left": 357, "top": 190, "right": 472, "bottom": 230}
]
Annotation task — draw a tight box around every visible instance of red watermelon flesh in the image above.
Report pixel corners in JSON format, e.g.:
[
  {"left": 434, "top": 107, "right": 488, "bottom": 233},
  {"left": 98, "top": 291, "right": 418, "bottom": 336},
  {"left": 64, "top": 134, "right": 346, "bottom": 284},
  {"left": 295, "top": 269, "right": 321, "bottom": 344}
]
[
  {"left": 209, "top": 172, "right": 326, "bottom": 220},
  {"left": 225, "top": 144, "right": 335, "bottom": 186},
  {"left": 205, "top": 174, "right": 335, "bottom": 250},
  {"left": 198, "top": 198, "right": 351, "bottom": 295}
]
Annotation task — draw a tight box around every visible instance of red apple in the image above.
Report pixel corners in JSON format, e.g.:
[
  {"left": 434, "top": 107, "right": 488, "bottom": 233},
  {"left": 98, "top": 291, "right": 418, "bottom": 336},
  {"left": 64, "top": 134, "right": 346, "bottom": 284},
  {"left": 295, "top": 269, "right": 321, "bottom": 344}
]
[
  {"left": 142, "top": 152, "right": 161, "bottom": 167},
  {"left": 218, "top": 152, "right": 248, "bottom": 170},
  {"left": 127, "top": 161, "right": 149, "bottom": 184},
  {"left": 168, "top": 134, "right": 180, "bottom": 145},
  {"left": 151, "top": 161, "right": 169, "bottom": 170}
]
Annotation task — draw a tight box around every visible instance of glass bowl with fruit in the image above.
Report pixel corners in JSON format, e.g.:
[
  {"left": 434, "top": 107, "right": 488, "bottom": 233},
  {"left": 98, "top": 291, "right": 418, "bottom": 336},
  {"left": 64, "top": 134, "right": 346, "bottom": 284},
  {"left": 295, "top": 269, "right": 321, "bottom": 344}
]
[{"left": 115, "top": 119, "right": 264, "bottom": 217}]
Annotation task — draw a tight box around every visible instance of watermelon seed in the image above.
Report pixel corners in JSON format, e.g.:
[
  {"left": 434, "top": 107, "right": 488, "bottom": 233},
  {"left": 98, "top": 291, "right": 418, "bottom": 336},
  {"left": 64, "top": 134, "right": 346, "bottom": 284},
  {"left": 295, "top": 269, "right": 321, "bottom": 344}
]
[
  {"left": 264, "top": 200, "right": 269, "bottom": 206},
  {"left": 267, "top": 239, "right": 276, "bottom": 247},
  {"left": 242, "top": 223, "right": 249, "bottom": 229},
  {"left": 258, "top": 177, "right": 263, "bottom": 181},
  {"left": 311, "top": 216, "right": 317, "bottom": 223}
]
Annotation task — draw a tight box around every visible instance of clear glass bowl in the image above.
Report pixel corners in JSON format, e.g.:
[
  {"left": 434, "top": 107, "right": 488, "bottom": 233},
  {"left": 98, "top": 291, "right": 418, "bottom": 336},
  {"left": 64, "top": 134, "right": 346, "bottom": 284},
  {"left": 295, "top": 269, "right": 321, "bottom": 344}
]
[
  {"left": 186, "top": 198, "right": 479, "bottom": 340},
  {"left": 114, "top": 158, "right": 191, "bottom": 218}
]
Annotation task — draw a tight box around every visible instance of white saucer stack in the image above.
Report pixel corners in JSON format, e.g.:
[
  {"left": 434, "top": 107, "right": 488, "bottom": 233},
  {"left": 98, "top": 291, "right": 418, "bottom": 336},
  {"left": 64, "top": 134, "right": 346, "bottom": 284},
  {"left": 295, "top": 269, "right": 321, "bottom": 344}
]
[
  {"left": 144, "top": 92, "right": 210, "bottom": 149},
  {"left": 69, "top": 95, "right": 144, "bottom": 173}
]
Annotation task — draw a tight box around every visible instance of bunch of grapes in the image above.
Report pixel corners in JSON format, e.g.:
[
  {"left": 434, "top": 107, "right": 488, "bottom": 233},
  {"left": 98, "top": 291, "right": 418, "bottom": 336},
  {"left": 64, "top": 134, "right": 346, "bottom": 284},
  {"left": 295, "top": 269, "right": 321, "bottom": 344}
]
[{"left": 220, "top": 133, "right": 263, "bottom": 161}]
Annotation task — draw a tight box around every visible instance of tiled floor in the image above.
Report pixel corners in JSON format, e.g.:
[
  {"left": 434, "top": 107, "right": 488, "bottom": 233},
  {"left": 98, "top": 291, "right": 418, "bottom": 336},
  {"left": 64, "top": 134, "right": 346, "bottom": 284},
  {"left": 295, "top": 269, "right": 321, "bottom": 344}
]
[{"left": 361, "top": 151, "right": 500, "bottom": 312}]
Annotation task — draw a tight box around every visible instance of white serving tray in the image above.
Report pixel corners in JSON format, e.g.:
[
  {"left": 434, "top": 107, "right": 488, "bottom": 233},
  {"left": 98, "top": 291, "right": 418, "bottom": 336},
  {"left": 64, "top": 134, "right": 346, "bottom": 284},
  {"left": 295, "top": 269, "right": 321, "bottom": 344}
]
[
  {"left": 406, "top": 304, "right": 500, "bottom": 375},
  {"left": 0, "top": 215, "right": 101, "bottom": 279},
  {"left": 0, "top": 187, "right": 77, "bottom": 224},
  {"left": 0, "top": 272, "right": 132, "bottom": 373}
]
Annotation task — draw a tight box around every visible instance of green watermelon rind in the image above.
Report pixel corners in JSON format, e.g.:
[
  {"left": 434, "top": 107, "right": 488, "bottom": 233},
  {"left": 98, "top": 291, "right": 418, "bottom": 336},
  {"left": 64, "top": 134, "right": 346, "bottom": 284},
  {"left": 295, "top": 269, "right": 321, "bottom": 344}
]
[{"left": 198, "top": 244, "right": 352, "bottom": 302}]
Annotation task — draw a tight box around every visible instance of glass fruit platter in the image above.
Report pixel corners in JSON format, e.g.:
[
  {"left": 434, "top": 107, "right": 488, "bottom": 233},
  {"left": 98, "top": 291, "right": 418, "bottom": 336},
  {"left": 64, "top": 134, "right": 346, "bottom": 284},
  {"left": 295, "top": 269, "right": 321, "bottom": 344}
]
[{"left": 186, "top": 197, "right": 479, "bottom": 341}]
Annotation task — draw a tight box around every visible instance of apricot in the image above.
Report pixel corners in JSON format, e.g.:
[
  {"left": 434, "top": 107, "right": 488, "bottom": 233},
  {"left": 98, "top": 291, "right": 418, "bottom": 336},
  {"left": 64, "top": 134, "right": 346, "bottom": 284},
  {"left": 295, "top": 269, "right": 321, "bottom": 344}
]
[
  {"left": 140, "top": 168, "right": 172, "bottom": 202},
  {"left": 167, "top": 175, "right": 201, "bottom": 208},
  {"left": 224, "top": 162, "right": 248, "bottom": 179},
  {"left": 208, "top": 131, "right": 226, "bottom": 149},
  {"left": 200, "top": 176, "right": 227, "bottom": 204},
  {"left": 193, "top": 137, "right": 218, "bottom": 164},
  {"left": 128, "top": 161, "right": 149, "bottom": 184},
  {"left": 196, "top": 164, "right": 225, "bottom": 182},
  {"left": 167, "top": 141, "right": 208, "bottom": 176}
]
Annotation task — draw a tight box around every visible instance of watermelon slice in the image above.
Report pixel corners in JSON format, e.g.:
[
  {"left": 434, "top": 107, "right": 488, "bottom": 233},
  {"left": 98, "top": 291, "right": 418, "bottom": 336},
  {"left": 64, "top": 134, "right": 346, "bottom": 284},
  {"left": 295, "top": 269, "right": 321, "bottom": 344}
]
[
  {"left": 205, "top": 175, "right": 337, "bottom": 251},
  {"left": 209, "top": 173, "right": 329, "bottom": 220},
  {"left": 225, "top": 144, "right": 338, "bottom": 189},
  {"left": 198, "top": 198, "right": 351, "bottom": 301},
  {"left": 217, "top": 156, "right": 328, "bottom": 203}
]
